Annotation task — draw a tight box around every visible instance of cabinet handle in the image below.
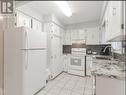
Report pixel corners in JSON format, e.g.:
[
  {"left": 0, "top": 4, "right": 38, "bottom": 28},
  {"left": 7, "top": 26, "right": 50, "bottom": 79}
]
[{"left": 112, "top": 8, "right": 116, "bottom": 16}]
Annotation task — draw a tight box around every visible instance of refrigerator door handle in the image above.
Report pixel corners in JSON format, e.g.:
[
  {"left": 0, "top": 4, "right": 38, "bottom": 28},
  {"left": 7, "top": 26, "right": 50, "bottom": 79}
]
[
  {"left": 25, "top": 31, "right": 29, "bottom": 69},
  {"left": 26, "top": 50, "right": 28, "bottom": 69},
  {"left": 25, "top": 30, "right": 28, "bottom": 49},
  {"left": 24, "top": 50, "right": 28, "bottom": 69}
]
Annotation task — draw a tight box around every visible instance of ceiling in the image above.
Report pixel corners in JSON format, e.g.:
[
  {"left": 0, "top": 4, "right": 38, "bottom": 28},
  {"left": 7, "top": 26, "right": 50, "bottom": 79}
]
[{"left": 16, "top": 1, "right": 106, "bottom": 25}]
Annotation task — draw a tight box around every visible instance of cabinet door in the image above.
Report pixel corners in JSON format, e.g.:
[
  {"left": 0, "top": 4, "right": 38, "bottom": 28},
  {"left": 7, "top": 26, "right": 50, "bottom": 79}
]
[
  {"left": 65, "top": 30, "right": 71, "bottom": 45},
  {"left": 63, "top": 56, "right": 70, "bottom": 72},
  {"left": 105, "top": 1, "right": 122, "bottom": 41},
  {"left": 86, "top": 29, "right": 93, "bottom": 44},
  {"left": 16, "top": 11, "right": 31, "bottom": 28},
  {"left": 105, "top": 2, "right": 113, "bottom": 42},
  {"left": 86, "top": 61, "right": 92, "bottom": 76},
  {"left": 110, "top": 1, "right": 122, "bottom": 38},
  {"left": 86, "top": 27, "right": 100, "bottom": 45},
  {"left": 16, "top": 11, "right": 24, "bottom": 27},
  {"left": 78, "top": 29, "right": 86, "bottom": 40},
  {"left": 51, "top": 23, "right": 60, "bottom": 36},
  {"left": 99, "top": 27, "right": 106, "bottom": 44},
  {"left": 104, "top": 5, "right": 109, "bottom": 42},
  {"left": 51, "top": 36, "right": 63, "bottom": 78},
  {"left": 71, "top": 29, "right": 86, "bottom": 43},
  {"left": 86, "top": 56, "right": 92, "bottom": 76},
  {"left": 32, "top": 19, "right": 42, "bottom": 32},
  {"left": 92, "top": 28, "right": 100, "bottom": 44}
]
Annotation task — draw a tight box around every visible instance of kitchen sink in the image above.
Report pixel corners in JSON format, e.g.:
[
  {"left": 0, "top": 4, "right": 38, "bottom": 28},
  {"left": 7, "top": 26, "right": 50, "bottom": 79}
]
[{"left": 96, "top": 56, "right": 111, "bottom": 60}]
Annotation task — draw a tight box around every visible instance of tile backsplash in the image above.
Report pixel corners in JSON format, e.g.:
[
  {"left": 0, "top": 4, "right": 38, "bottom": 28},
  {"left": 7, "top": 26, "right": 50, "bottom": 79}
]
[{"left": 86, "top": 44, "right": 111, "bottom": 55}]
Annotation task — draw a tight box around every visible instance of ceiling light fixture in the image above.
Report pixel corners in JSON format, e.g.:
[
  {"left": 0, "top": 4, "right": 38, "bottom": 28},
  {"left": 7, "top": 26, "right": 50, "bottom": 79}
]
[{"left": 55, "top": 1, "right": 72, "bottom": 17}]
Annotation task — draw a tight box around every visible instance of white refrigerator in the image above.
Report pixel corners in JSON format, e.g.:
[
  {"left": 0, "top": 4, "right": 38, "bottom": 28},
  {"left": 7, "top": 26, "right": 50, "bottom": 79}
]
[{"left": 4, "top": 27, "right": 47, "bottom": 95}]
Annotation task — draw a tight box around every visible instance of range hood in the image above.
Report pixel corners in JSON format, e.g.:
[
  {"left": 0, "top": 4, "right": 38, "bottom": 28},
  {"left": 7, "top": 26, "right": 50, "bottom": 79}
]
[{"left": 72, "top": 43, "right": 86, "bottom": 48}]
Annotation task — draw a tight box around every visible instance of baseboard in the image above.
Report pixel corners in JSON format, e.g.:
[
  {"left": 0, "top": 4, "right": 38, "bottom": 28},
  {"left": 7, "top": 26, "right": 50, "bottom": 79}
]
[{"left": 51, "top": 71, "right": 64, "bottom": 80}]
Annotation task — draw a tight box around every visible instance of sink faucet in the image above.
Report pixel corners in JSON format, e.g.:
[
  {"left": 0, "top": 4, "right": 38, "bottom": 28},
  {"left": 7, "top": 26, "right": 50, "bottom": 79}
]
[
  {"left": 103, "top": 46, "right": 113, "bottom": 60},
  {"left": 103, "top": 46, "right": 111, "bottom": 53}
]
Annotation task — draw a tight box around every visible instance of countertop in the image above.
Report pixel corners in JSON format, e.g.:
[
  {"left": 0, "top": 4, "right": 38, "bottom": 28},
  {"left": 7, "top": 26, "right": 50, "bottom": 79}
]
[{"left": 91, "top": 58, "right": 126, "bottom": 80}]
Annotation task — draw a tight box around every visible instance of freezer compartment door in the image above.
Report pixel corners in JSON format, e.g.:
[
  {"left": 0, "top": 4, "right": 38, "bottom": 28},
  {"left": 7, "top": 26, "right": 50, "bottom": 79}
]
[
  {"left": 27, "top": 31, "right": 47, "bottom": 49},
  {"left": 23, "top": 50, "right": 46, "bottom": 95},
  {"left": 14, "top": 27, "right": 47, "bottom": 49}
]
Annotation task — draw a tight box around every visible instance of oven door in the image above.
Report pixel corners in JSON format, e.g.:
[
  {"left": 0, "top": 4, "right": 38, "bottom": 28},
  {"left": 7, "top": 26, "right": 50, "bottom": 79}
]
[{"left": 69, "top": 57, "right": 85, "bottom": 70}]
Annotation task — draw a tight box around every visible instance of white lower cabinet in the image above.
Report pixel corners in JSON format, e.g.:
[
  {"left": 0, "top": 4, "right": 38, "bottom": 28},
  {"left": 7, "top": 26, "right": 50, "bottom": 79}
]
[
  {"left": 86, "top": 56, "right": 92, "bottom": 76},
  {"left": 63, "top": 55, "right": 70, "bottom": 72},
  {"left": 96, "top": 76, "right": 125, "bottom": 95}
]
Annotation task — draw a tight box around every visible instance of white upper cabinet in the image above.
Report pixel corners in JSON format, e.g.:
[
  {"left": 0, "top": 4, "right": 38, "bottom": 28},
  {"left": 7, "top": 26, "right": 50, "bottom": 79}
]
[
  {"left": 86, "top": 27, "right": 100, "bottom": 45},
  {"left": 110, "top": 1, "right": 123, "bottom": 39},
  {"left": 64, "top": 30, "right": 72, "bottom": 45},
  {"left": 32, "top": 19, "right": 42, "bottom": 32},
  {"left": 16, "top": 11, "right": 31, "bottom": 28},
  {"left": 104, "top": 1, "right": 124, "bottom": 41},
  {"left": 64, "top": 29, "right": 86, "bottom": 45},
  {"left": 104, "top": 2, "right": 112, "bottom": 42},
  {"left": 99, "top": 27, "right": 106, "bottom": 44},
  {"left": 71, "top": 29, "right": 86, "bottom": 42},
  {"left": 16, "top": 11, "right": 42, "bottom": 32},
  {"left": 51, "top": 23, "right": 60, "bottom": 36},
  {"left": 65, "top": 28, "right": 102, "bottom": 45}
]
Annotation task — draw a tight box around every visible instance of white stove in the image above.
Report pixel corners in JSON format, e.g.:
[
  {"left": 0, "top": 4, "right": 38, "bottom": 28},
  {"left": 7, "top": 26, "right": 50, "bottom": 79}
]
[{"left": 68, "top": 48, "right": 86, "bottom": 76}]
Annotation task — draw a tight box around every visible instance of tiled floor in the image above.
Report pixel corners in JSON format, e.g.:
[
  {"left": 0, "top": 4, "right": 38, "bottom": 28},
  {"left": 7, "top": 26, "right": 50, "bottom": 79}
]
[{"left": 37, "top": 73, "right": 93, "bottom": 95}]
